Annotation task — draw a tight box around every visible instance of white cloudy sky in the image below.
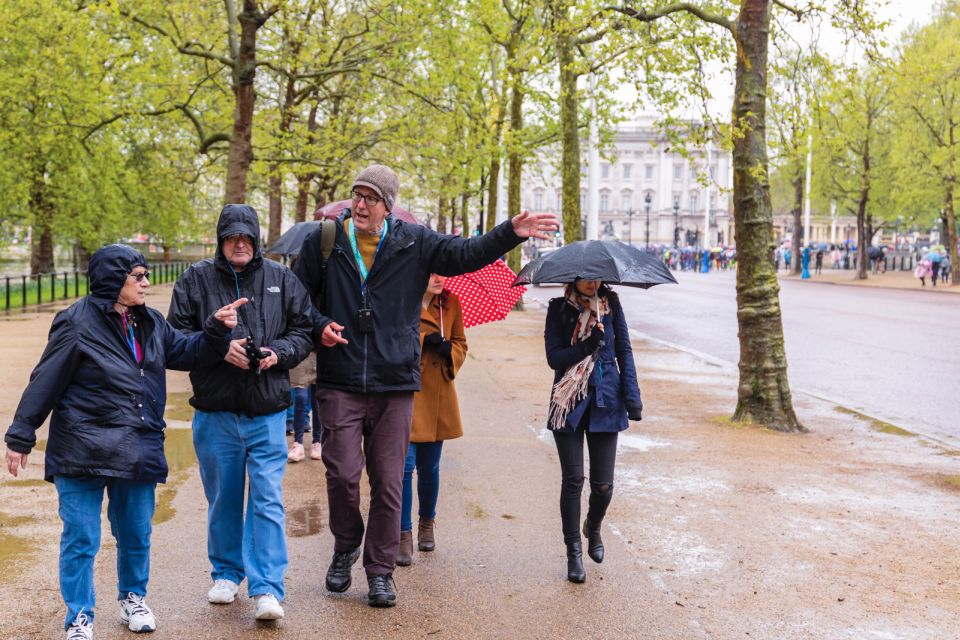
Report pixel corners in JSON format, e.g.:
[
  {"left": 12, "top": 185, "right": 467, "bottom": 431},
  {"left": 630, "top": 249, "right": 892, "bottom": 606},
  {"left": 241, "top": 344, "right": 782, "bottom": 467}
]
[{"left": 625, "top": 0, "right": 942, "bottom": 120}]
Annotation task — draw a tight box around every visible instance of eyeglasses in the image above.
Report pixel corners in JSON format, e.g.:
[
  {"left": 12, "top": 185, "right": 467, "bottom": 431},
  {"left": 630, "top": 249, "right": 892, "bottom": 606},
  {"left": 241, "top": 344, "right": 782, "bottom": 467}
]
[
  {"left": 351, "top": 189, "right": 383, "bottom": 207},
  {"left": 129, "top": 271, "right": 150, "bottom": 282},
  {"left": 224, "top": 234, "right": 253, "bottom": 245}
]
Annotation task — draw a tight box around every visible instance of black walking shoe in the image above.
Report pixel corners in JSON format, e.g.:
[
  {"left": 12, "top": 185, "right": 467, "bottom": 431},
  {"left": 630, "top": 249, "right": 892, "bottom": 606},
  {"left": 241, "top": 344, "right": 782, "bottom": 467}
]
[
  {"left": 583, "top": 518, "right": 605, "bottom": 563},
  {"left": 566, "top": 541, "right": 586, "bottom": 583},
  {"left": 367, "top": 574, "right": 398, "bottom": 607},
  {"left": 325, "top": 547, "right": 361, "bottom": 593}
]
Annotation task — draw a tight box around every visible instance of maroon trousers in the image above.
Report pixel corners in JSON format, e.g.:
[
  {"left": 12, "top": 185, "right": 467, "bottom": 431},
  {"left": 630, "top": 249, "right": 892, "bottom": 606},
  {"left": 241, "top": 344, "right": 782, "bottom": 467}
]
[{"left": 316, "top": 389, "right": 414, "bottom": 577}]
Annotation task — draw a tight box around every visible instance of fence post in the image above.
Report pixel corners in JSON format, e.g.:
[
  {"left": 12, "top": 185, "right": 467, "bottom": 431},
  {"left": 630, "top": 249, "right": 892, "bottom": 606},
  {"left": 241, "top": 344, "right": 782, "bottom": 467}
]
[
  {"left": 21, "top": 275, "right": 26, "bottom": 308},
  {"left": 4, "top": 276, "right": 9, "bottom": 311},
  {"left": 50, "top": 273, "right": 56, "bottom": 301},
  {"left": 63, "top": 272, "right": 68, "bottom": 299},
  {"left": 36, "top": 274, "right": 41, "bottom": 305}
]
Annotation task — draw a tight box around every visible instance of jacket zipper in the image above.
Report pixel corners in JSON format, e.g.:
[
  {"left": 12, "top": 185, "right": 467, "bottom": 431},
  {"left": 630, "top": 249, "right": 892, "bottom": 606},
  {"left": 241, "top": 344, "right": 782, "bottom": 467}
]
[{"left": 338, "top": 247, "right": 368, "bottom": 392}]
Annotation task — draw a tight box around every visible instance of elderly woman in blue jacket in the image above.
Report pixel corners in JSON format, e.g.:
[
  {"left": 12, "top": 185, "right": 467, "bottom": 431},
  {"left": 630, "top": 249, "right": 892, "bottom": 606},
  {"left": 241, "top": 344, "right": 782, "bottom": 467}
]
[
  {"left": 3, "top": 244, "right": 244, "bottom": 640},
  {"left": 544, "top": 278, "right": 642, "bottom": 583}
]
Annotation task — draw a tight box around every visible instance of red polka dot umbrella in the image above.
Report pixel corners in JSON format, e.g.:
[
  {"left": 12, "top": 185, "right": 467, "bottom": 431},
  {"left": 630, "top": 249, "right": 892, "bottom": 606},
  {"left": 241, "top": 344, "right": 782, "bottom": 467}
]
[{"left": 445, "top": 259, "right": 526, "bottom": 328}]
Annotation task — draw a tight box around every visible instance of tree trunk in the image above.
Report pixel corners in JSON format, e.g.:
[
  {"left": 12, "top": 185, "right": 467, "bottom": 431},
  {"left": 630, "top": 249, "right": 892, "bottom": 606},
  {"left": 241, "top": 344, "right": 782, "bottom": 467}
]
[
  {"left": 29, "top": 169, "right": 55, "bottom": 275},
  {"left": 485, "top": 149, "right": 501, "bottom": 232},
  {"left": 945, "top": 181, "right": 958, "bottom": 285},
  {"left": 295, "top": 174, "right": 313, "bottom": 223},
  {"left": 268, "top": 167, "right": 283, "bottom": 245},
  {"left": 437, "top": 196, "right": 447, "bottom": 234},
  {"left": 506, "top": 72, "right": 524, "bottom": 274},
  {"left": 555, "top": 7, "right": 581, "bottom": 245},
  {"left": 460, "top": 187, "right": 471, "bottom": 236},
  {"left": 790, "top": 176, "right": 802, "bottom": 275},
  {"left": 162, "top": 245, "right": 171, "bottom": 263},
  {"left": 856, "top": 189, "right": 868, "bottom": 280},
  {"left": 73, "top": 244, "right": 91, "bottom": 271},
  {"left": 223, "top": 2, "right": 265, "bottom": 204},
  {"left": 730, "top": 0, "right": 803, "bottom": 432}
]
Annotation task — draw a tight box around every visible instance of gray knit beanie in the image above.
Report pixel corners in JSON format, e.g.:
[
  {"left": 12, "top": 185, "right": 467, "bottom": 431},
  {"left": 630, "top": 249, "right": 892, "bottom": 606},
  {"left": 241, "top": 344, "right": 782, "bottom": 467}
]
[{"left": 352, "top": 164, "right": 400, "bottom": 212}]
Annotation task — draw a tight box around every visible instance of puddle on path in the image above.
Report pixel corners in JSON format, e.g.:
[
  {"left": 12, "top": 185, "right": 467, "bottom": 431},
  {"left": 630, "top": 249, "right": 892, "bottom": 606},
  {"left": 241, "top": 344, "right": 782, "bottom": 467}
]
[
  {"left": 618, "top": 433, "right": 671, "bottom": 452},
  {"left": 0, "top": 512, "right": 37, "bottom": 584},
  {"left": 286, "top": 499, "right": 324, "bottom": 538},
  {"left": 154, "top": 428, "right": 197, "bottom": 525},
  {"left": 164, "top": 391, "right": 195, "bottom": 423}
]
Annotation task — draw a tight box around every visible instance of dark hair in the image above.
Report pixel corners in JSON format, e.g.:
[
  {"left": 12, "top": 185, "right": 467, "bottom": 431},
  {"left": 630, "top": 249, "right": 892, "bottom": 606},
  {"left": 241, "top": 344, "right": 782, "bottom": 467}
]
[{"left": 564, "top": 282, "right": 615, "bottom": 299}]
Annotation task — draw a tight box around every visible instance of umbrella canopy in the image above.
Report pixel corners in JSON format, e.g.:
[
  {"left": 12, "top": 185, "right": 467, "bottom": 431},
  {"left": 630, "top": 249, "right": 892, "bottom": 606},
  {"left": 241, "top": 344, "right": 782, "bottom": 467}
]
[
  {"left": 266, "top": 221, "right": 322, "bottom": 257},
  {"left": 445, "top": 259, "right": 525, "bottom": 328},
  {"left": 928, "top": 250, "right": 943, "bottom": 262},
  {"left": 315, "top": 199, "right": 418, "bottom": 224},
  {"left": 513, "top": 240, "right": 678, "bottom": 289}
]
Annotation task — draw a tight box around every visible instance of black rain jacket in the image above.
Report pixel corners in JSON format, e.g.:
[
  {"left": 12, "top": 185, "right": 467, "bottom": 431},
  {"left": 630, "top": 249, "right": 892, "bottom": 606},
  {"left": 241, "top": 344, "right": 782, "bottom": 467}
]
[
  {"left": 3, "top": 244, "right": 232, "bottom": 483},
  {"left": 294, "top": 210, "right": 522, "bottom": 393},
  {"left": 167, "top": 204, "right": 314, "bottom": 416}
]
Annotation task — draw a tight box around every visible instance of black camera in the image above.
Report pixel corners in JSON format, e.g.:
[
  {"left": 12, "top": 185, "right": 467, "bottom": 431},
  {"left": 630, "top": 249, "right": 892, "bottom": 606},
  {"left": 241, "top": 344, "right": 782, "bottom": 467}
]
[{"left": 243, "top": 335, "right": 269, "bottom": 375}]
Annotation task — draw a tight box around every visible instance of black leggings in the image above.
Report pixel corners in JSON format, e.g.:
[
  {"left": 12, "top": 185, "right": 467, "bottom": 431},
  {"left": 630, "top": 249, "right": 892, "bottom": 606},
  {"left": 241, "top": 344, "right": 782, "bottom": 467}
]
[{"left": 552, "top": 420, "right": 618, "bottom": 545}]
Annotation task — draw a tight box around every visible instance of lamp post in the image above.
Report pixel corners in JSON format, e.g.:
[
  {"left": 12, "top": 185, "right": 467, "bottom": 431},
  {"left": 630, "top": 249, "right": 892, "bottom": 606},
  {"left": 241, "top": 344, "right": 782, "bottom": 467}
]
[
  {"left": 644, "top": 192, "right": 652, "bottom": 249},
  {"left": 673, "top": 199, "right": 680, "bottom": 248},
  {"left": 625, "top": 208, "right": 635, "bottom": 246}
]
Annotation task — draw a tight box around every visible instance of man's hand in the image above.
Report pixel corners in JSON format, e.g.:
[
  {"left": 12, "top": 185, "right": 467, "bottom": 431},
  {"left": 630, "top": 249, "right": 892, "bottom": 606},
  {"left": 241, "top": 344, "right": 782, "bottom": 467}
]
[
  {"left": 5, "top": 449, "right": 27, "bottom": 477},
  {"left": 214, "top": 297, "right": 249, "bottom": 329},
  {"left": 225, "top": 338, "right": 251, "bottom": 369},
  {"left": 321, "top": 322, "right": 349, "bottom": 347},
  {"left": 511, "top": 209, "right": 560, "bottom": 240},
  {"left": 258, "top": 347, "right": 279, "bottom": 371}
]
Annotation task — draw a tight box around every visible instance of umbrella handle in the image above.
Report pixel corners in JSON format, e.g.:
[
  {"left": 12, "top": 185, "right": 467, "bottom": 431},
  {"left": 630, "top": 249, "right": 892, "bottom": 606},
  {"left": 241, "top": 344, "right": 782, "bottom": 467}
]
[{"left": 439, "top": 296, "right": 444, "bottom": 339}]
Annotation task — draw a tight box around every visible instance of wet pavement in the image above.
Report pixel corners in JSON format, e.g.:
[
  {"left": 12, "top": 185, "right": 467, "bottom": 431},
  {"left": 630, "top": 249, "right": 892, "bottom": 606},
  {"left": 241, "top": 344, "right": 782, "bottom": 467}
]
[
  {"left": 1, "top": 284, "right": 959, "bottom": 639},
  {"left": 525, "top": 270, "right": 960, "bottom": 447}
]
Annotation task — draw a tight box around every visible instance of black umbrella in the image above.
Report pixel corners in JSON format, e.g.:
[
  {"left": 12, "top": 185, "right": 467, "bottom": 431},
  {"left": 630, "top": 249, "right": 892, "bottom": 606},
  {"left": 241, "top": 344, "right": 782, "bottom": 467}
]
[
  {"left": 265, "top": 221, "right": 322, "bottom": 256},
  {"left": 513, "top": 240, "right": 678, "bottom": 288}
]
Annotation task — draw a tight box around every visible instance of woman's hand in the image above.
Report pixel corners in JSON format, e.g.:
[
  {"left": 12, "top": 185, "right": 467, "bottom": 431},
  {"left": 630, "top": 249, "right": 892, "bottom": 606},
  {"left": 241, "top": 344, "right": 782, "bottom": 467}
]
[
  {"left": 5, "top": 449, "right": 27, "bottom": 477},
  {"left": 214, "top": 298, "right": 249, "bottom": 329}
]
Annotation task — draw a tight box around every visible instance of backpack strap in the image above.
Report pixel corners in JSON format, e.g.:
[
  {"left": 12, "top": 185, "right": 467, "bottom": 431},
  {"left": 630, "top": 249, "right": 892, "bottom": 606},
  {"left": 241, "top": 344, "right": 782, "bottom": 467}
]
[{"left": 317, "top": 218, "right": 336, "bottom": 312}]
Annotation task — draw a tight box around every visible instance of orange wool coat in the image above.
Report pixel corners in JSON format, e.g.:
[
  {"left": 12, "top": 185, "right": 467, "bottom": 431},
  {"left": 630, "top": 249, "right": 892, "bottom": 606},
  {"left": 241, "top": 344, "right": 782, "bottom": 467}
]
[{"left": 411, "top": 291, "right": 468, "bottom": 443}]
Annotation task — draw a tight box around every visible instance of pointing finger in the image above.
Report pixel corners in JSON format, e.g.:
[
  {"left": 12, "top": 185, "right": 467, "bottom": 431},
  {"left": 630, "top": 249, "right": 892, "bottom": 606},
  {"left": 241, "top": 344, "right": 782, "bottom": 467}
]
[{"left": 229, "top": 298, "right": 249, "bottom": 309}]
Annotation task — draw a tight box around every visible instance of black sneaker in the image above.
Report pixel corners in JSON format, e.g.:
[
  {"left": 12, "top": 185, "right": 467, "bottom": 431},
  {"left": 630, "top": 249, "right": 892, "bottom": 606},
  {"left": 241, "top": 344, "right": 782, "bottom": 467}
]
[
  {"left": 325, "top": 547, "right": 361, "bottom": 593},
  {"left": 367, "top": 573, "right": 397, "bottom": 608}
]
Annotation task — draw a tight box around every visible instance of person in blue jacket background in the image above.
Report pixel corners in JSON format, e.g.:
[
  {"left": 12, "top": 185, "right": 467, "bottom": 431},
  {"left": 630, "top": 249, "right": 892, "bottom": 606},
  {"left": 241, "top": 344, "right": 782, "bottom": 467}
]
[
  {"left": 544, "top": 278, "right": 643, "bottom": 584},
  {"left": 3, "top": 244, "right": 243, "bottom": 640}
]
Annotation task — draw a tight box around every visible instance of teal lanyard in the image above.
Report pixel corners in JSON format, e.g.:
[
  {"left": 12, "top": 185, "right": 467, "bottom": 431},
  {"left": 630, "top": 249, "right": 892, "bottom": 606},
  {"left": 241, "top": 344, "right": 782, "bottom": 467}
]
[
  {"left": 121, "top": 314, "right": 138, "bottom": 362},
  {"left": 347, "top": 218, "right": 388, "bottom": 295}
]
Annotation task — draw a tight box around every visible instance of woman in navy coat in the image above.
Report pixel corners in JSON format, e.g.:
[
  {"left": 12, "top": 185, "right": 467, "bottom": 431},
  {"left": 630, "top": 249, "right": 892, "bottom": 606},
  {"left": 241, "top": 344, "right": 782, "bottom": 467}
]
[
  {"left": 544, "top": 278, "right": 642, "bottom": 583},
  {"left": 3, "top": 244, "right": 244, "bottom": 640}
]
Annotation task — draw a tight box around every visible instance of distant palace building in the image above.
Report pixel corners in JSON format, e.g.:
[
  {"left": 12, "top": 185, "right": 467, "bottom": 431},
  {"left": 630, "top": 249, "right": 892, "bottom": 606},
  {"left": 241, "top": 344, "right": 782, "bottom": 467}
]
[{"left": 521, "top": 118, "right": 734, "bottom": 248}]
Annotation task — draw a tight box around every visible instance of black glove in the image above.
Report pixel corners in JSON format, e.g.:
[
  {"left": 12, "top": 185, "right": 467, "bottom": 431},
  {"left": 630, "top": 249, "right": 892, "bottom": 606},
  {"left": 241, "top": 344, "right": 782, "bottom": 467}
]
[
  {"left": 423, "top": 332, "right": 443, "bottom": 347},
  {"left": 627, "top": 401, "right": 643, "bottom": 421},
  {"left": 583, "top": 327, "right": 604, "bottom": 351},
  {"left": 435, "top": 339, "right": 453, "bottom": 362}
]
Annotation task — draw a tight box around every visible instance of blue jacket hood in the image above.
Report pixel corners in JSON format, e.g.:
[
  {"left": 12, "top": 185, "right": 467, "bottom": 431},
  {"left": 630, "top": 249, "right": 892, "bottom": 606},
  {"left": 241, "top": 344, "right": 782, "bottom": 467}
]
[{"left": 88, "top": 244, "right": 148, "bottom": 301}]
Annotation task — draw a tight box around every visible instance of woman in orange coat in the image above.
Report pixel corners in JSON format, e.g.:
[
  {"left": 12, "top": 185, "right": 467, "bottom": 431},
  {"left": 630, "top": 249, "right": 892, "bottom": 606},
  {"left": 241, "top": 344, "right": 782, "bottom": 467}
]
[{"left": 397, "top": 274, "right": 468, "bottom": 566}]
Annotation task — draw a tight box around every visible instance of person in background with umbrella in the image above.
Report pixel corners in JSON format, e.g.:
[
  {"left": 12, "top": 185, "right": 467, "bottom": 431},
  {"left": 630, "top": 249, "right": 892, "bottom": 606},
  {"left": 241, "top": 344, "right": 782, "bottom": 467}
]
[
  {"left": 396, "top": 274, "right": 468, "bottom": 567},
  {"left": 543, "top": 278, "right": 643, "bottom": 584}
]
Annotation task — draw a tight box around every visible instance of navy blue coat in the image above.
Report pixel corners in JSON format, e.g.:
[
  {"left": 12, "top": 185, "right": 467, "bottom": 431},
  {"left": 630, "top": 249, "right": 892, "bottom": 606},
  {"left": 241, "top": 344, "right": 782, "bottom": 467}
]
[
  {"left": 4, "top": 245, "right": 231, "bottom": 483},
  {"left": 544, "top": 290, "right": 642, "bottom": 432}
]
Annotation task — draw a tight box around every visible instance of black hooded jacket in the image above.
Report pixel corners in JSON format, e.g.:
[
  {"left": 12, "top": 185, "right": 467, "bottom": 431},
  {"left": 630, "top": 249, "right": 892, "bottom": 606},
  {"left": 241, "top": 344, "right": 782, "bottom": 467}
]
[
  {"left": 294, "top": 211, "right": 522, "bottom": 393},
  {"left": 167, "top": 204, "right": 314, "bottom": 416},
  {"left": 3, "top": 244, "right": 232, "bottom": 483}
]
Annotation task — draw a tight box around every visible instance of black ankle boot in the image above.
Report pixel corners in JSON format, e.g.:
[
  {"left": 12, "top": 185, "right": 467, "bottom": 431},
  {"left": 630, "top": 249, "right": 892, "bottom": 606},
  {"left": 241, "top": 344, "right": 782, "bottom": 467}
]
[
  {"left": 566, "top": 541, "right": 586, "bottom": 583},
  {"left": 582, "top": 518, "right": 604, "bottom": 563}
]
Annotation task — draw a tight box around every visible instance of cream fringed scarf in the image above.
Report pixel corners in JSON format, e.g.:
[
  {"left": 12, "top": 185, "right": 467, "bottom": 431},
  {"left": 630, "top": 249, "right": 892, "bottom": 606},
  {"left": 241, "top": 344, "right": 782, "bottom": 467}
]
[{"left": 547, "top": 290, "right": 609, "bottom": 430}]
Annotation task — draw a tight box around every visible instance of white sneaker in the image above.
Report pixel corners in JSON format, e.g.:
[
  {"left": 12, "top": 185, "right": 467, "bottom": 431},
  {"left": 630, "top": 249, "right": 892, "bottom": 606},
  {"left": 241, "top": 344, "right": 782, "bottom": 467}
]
[
  {"left": 207, "top": 579, "right": 239, "bottom": 604},
  {"left": 119, "top": 592, "right": 156, "bottom": 632},
  {"left": 287, "top": 442, "right": 305, "bottom": 462},
  {"left": 254, "top": 594, "right": 284, "bottom": 620},
  {"left": 310, "top": 442, "right": 322, "bottom": 460},
  {"left": 66, "top": 612, "right": 93, "bottom": 640}
]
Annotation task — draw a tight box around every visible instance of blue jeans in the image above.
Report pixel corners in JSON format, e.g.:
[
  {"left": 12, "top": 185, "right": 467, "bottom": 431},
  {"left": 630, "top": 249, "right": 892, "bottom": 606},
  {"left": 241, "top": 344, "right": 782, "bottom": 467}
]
[
  {"left": 292, "top": 386, "right": 320, "bottom": 444},
  {"left": 400, "top": 442, "right": 443, "bottom": 532},
  {"left": 55, "top": 476, "right": 155, "bottom": 629},
  {"left": 193, "top": 409, "right": 288, "bottom": 600}
]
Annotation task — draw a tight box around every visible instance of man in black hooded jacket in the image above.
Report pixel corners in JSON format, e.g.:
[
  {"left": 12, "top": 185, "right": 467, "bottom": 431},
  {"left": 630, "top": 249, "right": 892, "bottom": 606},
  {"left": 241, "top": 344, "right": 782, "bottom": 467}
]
[{"left": 168, "top": 204, "right": 313, "bottom": 621}]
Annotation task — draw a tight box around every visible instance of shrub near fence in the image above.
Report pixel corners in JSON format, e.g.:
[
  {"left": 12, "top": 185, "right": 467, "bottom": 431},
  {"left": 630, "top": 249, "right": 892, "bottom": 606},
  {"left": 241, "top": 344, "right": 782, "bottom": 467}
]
[{"left": 2, "top": 262, "right": 190, "bottom": 312}]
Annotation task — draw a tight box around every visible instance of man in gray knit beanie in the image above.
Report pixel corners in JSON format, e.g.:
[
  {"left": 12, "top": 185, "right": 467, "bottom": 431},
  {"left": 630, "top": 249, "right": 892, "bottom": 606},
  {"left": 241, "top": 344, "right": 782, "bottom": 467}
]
[
  {"left": 294, "top": 163, "right": 559, "bottom": 609},
  {"left": 352, "top": 164, "right": 399, "bottom": 212}
]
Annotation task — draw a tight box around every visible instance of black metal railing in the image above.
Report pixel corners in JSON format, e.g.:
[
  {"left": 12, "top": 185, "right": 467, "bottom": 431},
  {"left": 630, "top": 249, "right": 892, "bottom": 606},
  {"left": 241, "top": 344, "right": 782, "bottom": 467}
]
[{"left": 2, "top": 261, "right": 191, "bottom": 312}]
